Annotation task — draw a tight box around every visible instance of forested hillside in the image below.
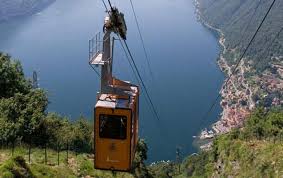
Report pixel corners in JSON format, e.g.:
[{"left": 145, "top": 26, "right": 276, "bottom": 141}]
[
  {"left": 197, "top": 0, "right": 283, "bottom": 72},
  {"left": 0, "top": 0, "right": 55, "bottom": 21}
]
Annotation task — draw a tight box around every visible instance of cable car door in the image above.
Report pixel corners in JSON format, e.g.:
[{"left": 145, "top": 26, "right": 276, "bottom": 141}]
[{"left": 95, "top": 107, "right": 132, "bottom": 171}]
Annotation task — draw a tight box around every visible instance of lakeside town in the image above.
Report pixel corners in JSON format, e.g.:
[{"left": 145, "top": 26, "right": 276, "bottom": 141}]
[{"left": 194, "top": 0, "right": 283, "bottom": 149}]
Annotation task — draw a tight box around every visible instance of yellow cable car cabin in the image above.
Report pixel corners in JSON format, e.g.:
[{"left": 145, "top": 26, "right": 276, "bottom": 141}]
[
  {"left": 95, "top": 84, "right": 139, "bottom": 171},
  {"left": 89, "top": 7, "right": 139, "bottom": 171}
]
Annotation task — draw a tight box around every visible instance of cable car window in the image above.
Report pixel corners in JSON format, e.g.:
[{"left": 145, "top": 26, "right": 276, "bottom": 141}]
[{"left": 99, "top": 114, "right": 127, "bottom": 139}]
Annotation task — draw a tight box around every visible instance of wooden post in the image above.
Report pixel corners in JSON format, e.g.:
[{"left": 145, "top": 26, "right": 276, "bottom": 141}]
[
  {"left": 75, "top": 142, "right": 78, "bottom": 157},
  {"left": 57, "top": 142, "right": 60, "bottom": 166},
  {"left": 176, "top": 147, "right": 181, "bottom": 174},
  {"left": 29, "top": 136, "right": 31, "bottom": 163},
  {"left": 66, "top": 140, "right": 69, "bottom": 164},
  {"left": 45, "top": 143, "right": 47, "bottom": 165},
  {"left": 12, "top": 141, "right": 15, "bottom": 157}
]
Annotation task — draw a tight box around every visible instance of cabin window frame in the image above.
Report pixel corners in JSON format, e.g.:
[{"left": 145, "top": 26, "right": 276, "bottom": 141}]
[{"left": 99, "top": 114, "right": 127, "bottom": 140}]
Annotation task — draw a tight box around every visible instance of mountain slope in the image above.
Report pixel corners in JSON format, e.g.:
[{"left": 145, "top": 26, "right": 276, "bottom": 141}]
[{"left": 197, "top": 0, "right": 283, "bottom": 72}]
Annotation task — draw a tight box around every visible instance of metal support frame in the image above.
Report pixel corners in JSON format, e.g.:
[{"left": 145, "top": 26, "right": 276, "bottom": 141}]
[{"left": 89, "top": 13, "right": 134, "bottom": 97}]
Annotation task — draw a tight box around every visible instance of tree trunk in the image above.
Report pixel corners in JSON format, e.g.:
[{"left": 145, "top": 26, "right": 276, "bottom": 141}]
[
  {"left": 57, "top": 142, "right": 60, "bottom": 166},
  {"left": 66, "top": 140, "right": 69, "bottom": 164},
  {"left": 45, "top": 143, "right": 47, "bottom": 165},
  {"left": 29, "top": 136, "right": 31, "bottom": 163},
  {"left": 75, "top": 142, "right": 78, "bottom": 156},
  {"left": 12, "top": 140, "right": 15, "bottom": 156}
]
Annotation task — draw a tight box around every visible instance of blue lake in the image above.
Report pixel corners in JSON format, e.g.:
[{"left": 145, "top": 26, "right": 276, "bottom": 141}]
[{"left": 0, "top": 0, "right": 224, "bottom": 162}]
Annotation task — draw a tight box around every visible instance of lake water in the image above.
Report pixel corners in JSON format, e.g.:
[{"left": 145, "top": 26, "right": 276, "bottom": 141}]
[{"left": 0, "top": 0, "right": 224, "bottom": 162}]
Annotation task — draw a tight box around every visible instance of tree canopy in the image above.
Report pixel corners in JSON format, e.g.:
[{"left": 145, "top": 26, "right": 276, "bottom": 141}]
[{"left": 0, "top": 53, "right": 93, "bottom": 153}]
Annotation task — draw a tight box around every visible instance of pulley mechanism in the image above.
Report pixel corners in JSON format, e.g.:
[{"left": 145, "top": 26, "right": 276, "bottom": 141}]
[{"left": 104, "top": 7, "right": 127, "bottom": 40}]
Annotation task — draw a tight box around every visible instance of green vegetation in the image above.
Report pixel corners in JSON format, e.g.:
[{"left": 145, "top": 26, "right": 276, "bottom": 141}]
[
  {"left": 0, "top": 156, "right": 34, "bottom": 178},
  {"left": 0, "top": 148, "right": 134, "bottom": 178},
  {"left": 0, "top": 53, "right": 152, "bottom": 177},
  {"left": 149, "top": 108, "right": 283, "bottom": 177},
  {"left": 0, "top": 142, "right": 154, "bottom": 177},
  {"left": 132, "top": 139, "right": 153, "bottom": 178},
  {"left": 198, "top": 0, "right": 283, "bottom": 72},
  {"left": 0, "top": 52, "right": 93, "bottom": 153}
]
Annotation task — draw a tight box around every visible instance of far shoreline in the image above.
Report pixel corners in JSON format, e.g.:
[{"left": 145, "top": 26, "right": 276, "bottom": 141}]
[
  {"left": 193, "top": 0, "right": 258, "bottom": 150},
  {"left": 192, "top": 0, "right": 242, "bottom": 145},
  {"left": 0, "top": 0, "right": 55, "bottom": 23}
]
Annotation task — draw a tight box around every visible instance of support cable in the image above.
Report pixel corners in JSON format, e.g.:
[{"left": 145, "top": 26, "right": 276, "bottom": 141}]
[
  {"left": 116, "top": 32, "right": 160, "bottom": 120},
  {"left": 116, "top": 36, "right": 142, "bottom": 88},
  {"left": 101, "top": 0, "right": 109, "bottom": 12},
  {"left": 129, "top": 0, "right": 155, "bottom": 79},
  {"left": 90, "top": 65, "right": 101, "bottom": 77},
  {"left": 101, "top": 0, "right": 160, "bottom": 120},
  {"left": 121, "top": 38, "right": 160, "bottom": 120},
  {"left": 107, "top": 0, "right": 114, "bottom": 11}
]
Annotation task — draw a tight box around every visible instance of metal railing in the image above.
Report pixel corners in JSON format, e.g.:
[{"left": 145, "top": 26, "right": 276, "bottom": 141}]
[
  {"left": 89, "top": 32, "right": 102, "bottom": 64},
  {"left": 88, "top": 32, "right": 110, "bottom": 65}
]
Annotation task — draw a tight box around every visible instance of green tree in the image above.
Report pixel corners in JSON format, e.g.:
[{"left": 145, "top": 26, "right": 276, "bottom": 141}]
[
  {"left": 0, "top": 53, "right": 96, "bottom": 155},
  {"left": 0, "top": 93, "right": 27, "bottom": 146},
  {"left": 22, "top": 89, "right": 48, "bottom": 143},
  {"left": 72, "top": 116, "right": 93, "bottom": 153},
  {"left": 265, "top": 109, "right": 283, "bottom": 141},
  {"left": 0, "top": 53, "right": 48, "bottom": 148},
  {"left": 244, "top": 107, "right": 267, "bottom": 139},
  {"left": 34, "top": 113, "right": 66, "bottom": 147},
  {"left": 133, "top": 139, "right": 153, "bottom": 178},
  {"left": 0, "top": 53, "right": 31, "bottom": 98}
]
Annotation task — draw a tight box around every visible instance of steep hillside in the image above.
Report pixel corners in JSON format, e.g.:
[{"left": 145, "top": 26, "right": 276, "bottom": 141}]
[
  {"left": 0, "top": 0, "right": 55, "bottom": 22},
  {"left": 182, "top": 108, "right": 283, "bottom": 177},
  {"left": 149, "top": 108, "right": 283, "bottom": 177},
  {"left": 197, "top": 0, "right": 283, "bottom": 71}
]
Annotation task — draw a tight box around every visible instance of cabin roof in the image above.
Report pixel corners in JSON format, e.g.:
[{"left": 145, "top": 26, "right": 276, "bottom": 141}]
[{"left": 95, "top": 86, "right": 138, "bottom": 109}]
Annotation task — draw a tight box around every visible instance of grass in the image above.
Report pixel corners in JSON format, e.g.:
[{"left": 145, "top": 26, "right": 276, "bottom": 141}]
[
  {"left": 0, "top": 147, "right": 134, "bottom": 178},
  {"left": 211, "top": 138, "right": 283, "bottom": 178},
  {"left": 147, "top": 137, "right": 283, "bottom": 178},
  {"left": 0, "top": 156, "right": 34, "bottom": 178},
  {"left": 76, "top": 154, "right": 134, "bottom": 178}
]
